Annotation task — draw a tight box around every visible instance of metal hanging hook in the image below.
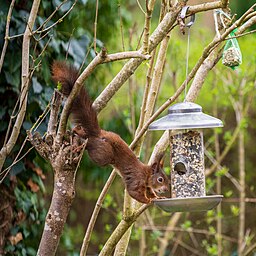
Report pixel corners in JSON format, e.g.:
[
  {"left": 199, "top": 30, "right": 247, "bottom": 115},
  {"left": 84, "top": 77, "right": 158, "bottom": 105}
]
[{"left": 180, "top": 6, "right": 196, "bottom": 28}]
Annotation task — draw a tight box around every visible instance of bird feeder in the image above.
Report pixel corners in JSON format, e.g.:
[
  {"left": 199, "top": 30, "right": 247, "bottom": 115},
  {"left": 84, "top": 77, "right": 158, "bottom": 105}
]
[{"left": 149, "top": 102, "right": 223, "bottom": 212}]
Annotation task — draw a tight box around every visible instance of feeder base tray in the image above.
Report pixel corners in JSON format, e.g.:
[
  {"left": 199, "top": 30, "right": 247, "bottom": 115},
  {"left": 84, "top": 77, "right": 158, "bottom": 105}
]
[{"left": 153, "top": 195, "right": 223, "bottom": 212}]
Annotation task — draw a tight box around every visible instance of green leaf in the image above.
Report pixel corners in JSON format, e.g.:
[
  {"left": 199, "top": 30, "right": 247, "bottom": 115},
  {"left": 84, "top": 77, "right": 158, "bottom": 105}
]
[
  {"left": 105, "top": 224, "right": 112, "bottom": 232},
  {"left": 57, "top": 81, "right": 62, "bottom": 91},
  {"left": 215, "top": 167, "right": 229, "bottom": 177},
  {"left": 230, "top": 205, "right": 239, "bottom": 216},
  {"left": 209, "top": 226, "right": 216, "bottom": 235},
  {"left": 181, "top": 220, "right": 192, "bottom": 230},
  {"left": 207, "top": 210, "right": 215, "bottom": 217},
  {"left": 225, "top": 190, "right": 233, "bottom": 197},
  {"left": 150, "top": 230, "right": 163, "bottom": 240}
]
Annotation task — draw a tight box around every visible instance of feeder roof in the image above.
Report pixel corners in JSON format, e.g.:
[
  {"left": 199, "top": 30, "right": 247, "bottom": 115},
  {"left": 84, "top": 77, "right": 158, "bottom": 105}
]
[{"left": 149, "top": 102, "right": 223, "bottom": 130}]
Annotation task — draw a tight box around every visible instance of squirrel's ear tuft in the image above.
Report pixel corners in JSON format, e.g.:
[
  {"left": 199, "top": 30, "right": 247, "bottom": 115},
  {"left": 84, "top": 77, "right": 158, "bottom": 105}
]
[
  {"left": 151, "top": 153, "right": 165, "bottom": 174},
  {"left": 159, "top": 157, "right": 164, "bottom": 169},
  {"left": 151, "top": 162, "right": 158, "bottom": 174}
]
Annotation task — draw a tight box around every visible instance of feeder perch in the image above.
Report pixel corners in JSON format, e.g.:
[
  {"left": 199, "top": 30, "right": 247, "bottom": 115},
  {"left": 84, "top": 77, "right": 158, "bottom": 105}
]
[{"left": 149, "top": 102, "right": 223, "bottom": 212}]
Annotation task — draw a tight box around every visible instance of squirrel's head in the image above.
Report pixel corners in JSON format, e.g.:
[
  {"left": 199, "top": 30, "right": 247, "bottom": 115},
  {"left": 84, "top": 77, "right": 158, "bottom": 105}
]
[{"left": 150, "top": 158, "right": 170, "bottom": 196}]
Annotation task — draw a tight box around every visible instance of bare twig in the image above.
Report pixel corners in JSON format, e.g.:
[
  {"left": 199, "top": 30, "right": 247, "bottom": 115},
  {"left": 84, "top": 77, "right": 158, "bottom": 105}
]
[
  {"left": 142, "top": 0, "right": 156, "bottom": 54},
  {"left": 171, "top": 237, "right": 205, "bottom": 256},
  {"left": 244, "top": 242, "right": 256, "bottom": 256},
  {"left": 237, "top": 16, "right": 256, "bottom": 34},
  {"left": 206, "top": 74, "right": 255, "bottom": 176},
  {"left": 35, "top": 0, "right": 78, "bottom": 35},
  {"left": 0, "top": 0, "right": 16, "bottom": 73},
  {"left": 118, "top": 3, "right": 125, "bottom": 51},
  {"left": 36, "top": 0, "right": 68, "bottom": 32},
  {"left": 1, "top": 102, "right": 50, "bottom": 182},
  {"left": 79, "top": 42, "right": 94, "bottom": 73},
  {"left": 143, "top": 226, "right": 237, "bottom": 243},
  {"left": 65, "top": 28, "right": 76, "bottom": 61},
  {"left": 94, "top": 0, "right": 99, "bottom": 53},
  {"left": 214, "top": 89, "right": 222, "bottom": 256},
  {"left": 80, "top": 171, "right": 117, "bottom": 256},
  {"left": 135, "top": 49, "right": 156, "bottom": 136},
  {"left": 223, "top": 198, "right": 256, "bottom": 203},
  {"left": 99, "top": 204, "right": 150, "bottom": 256},
  {"left": 205, "top": 149, "right": 241, "bottom": 190},
  {"left": 7, "top": 0, "right": 77, "bottom": 41},
  {"left": 237, "top": 80, "right": 246, "bottom": 256},
  {"left": 136, "top": 0, "right": 146, "bottom": 15}
]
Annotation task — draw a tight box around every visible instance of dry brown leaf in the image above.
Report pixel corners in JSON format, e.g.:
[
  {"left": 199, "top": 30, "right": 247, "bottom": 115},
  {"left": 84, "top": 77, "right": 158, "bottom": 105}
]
[
  {"left": 27, "top": 178, "right": 40, "bottom": 192},
  {"left": 9, "top": 232, "right": 23, "bottom": 245},
  {"left": 26, "top": 160, "right": 46, "bottom": 179},
  {"left": 34, "top": 167, "right": 46, "bottom": 179},
  {"left": 16, "top": 210, "right": 26, "bottom": 224}
]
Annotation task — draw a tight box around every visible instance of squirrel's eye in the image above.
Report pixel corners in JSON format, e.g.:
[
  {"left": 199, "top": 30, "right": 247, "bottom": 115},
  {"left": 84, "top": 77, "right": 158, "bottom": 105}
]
[{"left": 157, "top": 177, "right": 163, "bottom": 183}]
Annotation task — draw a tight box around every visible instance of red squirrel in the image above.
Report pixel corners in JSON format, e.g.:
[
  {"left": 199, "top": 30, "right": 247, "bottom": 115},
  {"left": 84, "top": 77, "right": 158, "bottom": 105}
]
[{"left": 51, "top": 61, "right": 170, "bottom": 204}]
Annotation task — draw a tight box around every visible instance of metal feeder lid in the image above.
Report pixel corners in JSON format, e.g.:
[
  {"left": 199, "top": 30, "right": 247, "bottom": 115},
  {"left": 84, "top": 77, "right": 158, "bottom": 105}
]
[
  {"left": 149, "top": 102, "right": 223, "bottom": 130},
  {"left": 153, "top": 195, "right": 223, "bottom": 213}
]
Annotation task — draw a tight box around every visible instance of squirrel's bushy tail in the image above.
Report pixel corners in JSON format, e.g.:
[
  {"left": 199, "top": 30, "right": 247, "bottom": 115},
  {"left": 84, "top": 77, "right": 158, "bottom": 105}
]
[{"left": 51, "top": 61, "right": 100, "bottom": 137}]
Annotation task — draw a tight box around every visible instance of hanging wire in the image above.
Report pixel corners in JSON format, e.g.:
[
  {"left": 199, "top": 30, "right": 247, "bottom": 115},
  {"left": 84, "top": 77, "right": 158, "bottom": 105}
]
[
  {"left": 184, "top": 27, "right": 191, "bottom": 101},
  {"left": 180, "top": 6, "right": 195, "bottom": 101}
]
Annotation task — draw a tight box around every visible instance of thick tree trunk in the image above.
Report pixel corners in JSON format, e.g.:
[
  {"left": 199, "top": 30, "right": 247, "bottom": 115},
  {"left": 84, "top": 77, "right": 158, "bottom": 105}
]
[
  {"left": 28, "top": 131, "right": 84, "bottom": 255},
  {"left": 37, "top": 164, "right": 76, "bottom": 255}
]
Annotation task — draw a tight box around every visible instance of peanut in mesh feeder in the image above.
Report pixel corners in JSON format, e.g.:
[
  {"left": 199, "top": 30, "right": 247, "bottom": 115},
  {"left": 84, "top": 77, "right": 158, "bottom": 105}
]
[{"left": 149, "top": 102, "right": 223, "bottom": 212}]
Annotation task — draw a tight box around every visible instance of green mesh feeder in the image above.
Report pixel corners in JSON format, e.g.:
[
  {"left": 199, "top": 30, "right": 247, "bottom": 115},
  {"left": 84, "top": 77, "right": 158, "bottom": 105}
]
[{"left": 149, "top": 102, "right": 223, "bottom": 212}]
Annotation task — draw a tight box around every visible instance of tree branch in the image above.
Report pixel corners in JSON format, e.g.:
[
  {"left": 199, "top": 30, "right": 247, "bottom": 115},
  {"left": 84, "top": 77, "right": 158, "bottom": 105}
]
[
  {"left": 99, "top": 204, "right": 150, "bottom": 256},
  {"left": 0, "top": 0, "right": 15, "bottom": 73},
  {"left": 93, "top": 0, "right": 226, "bottom": 113},
  {"left": 47, "top": 90, "right": 62, "bottom": 135},
  {"left": 56, "top": 49, "right": 151, "bottom": 142},
  {"left": 80, "top": 170, "right": 117, "bottom": 256}
]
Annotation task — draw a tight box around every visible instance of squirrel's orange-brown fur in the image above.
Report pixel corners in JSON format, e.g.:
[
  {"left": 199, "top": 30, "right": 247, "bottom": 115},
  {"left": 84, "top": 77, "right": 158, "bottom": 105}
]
[{"left": 52, "top": 61, "right": 170, "bottom": 203}]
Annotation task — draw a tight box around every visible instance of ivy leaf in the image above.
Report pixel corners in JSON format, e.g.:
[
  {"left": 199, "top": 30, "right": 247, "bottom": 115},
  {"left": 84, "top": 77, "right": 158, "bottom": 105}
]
[
  {"left": 79, "top": 0, "right": 88, "bottom": 5},
  {"left": 10, "top": 161, "right": 25, "bottom": 176},
  {"left": 32, "top": 77, "right": 43, "bottom": 94}
]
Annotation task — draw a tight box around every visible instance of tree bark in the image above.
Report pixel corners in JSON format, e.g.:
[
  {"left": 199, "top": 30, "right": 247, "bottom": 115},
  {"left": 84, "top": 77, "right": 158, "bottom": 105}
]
[
  {"left": 37, "top": 163, "right": 76, "bottom": 256},
  {"left": 27, "top": 131, "right": 85, "bottom": 256},
  {"left": 238, "top": 84, "right": 245, "bottom": 256}
]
